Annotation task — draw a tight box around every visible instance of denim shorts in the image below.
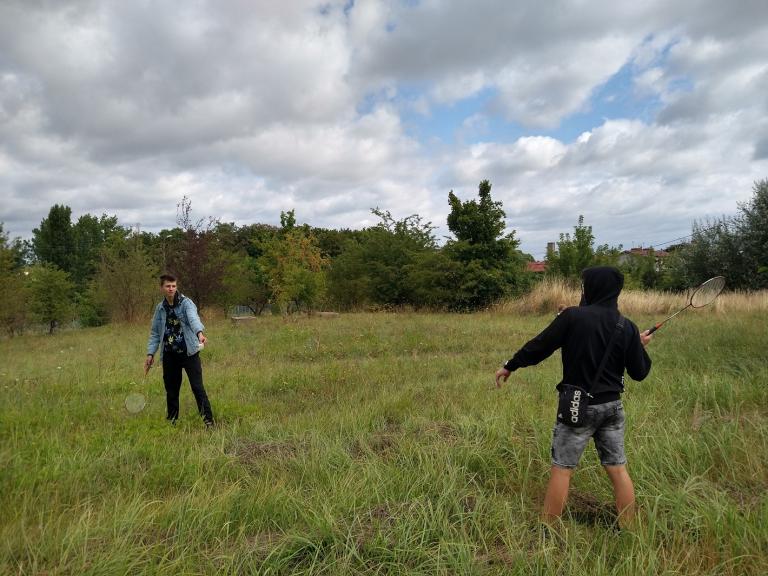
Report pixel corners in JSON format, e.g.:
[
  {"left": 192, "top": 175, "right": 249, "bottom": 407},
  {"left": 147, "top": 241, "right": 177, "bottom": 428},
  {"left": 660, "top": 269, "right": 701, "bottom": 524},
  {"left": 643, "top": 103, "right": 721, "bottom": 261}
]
[{"left": 551, "top": 400, "right": 626, "bottom": 469}]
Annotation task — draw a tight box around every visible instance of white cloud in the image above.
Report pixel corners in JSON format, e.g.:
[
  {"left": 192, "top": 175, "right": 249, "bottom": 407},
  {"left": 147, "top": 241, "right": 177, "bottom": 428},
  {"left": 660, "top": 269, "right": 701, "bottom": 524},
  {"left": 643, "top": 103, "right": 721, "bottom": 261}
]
[
  {"left": 0, "top": 0, "right": 767, "bottom": 264},
  {"left": 490, "top": 35, "right": 637, "bottom": 128},
  {"left": 431, "top": 71, "right": 487, "bottom": 105},
  {"left": 445, "top": 112, "right": 768, "bottom": 256}
]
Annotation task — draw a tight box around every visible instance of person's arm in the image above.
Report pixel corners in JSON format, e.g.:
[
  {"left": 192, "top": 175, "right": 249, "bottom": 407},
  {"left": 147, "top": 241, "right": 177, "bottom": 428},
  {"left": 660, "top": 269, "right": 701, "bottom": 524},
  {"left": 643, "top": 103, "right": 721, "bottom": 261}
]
[
  {"left": 625, "top": 323, "right": 652, "bottom": 381},
  {"left": 495, "top": 311, "right": 569, "bottom": 387},
  {"left": 145, "top": 305, "right": 161, "bottom": 373},
  {"left": 184, "top": 299, "right": 206, "bottom": 345}
]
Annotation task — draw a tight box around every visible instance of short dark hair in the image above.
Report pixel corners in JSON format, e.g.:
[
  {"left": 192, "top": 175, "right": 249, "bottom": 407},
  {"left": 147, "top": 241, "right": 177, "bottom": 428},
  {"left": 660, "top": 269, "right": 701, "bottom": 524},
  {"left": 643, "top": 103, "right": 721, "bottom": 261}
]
[{"left": 159, "top": 273, "right": 177, "bottom": 285}]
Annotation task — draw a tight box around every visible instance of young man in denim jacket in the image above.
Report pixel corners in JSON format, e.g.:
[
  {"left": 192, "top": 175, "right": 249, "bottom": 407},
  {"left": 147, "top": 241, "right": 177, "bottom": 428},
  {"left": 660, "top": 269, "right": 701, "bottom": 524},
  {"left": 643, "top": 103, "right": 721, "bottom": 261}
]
[
  {"left": 144, "top": 273, "right": 214, "bottom": 427},
  {"left": 495, "top": 266, "right": 652, "bottom": 527}
]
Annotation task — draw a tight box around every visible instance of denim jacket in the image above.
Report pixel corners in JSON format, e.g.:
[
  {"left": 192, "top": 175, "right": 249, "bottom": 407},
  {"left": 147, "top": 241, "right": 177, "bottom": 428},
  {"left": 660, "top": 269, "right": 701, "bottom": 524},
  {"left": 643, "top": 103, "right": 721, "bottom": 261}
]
[{"left": 146, "top": 294, "right": 205, "bottom": 359}]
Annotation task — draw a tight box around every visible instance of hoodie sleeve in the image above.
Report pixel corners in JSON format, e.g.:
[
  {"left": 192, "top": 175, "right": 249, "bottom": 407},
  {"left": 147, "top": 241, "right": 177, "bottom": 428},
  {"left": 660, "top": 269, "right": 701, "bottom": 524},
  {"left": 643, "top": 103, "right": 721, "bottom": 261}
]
[
  {"left": 624, "top": 321, "right": 652, "bottom": 381},
  {"left": 503, "top": 309, "right": 569, "bottom": 371}
]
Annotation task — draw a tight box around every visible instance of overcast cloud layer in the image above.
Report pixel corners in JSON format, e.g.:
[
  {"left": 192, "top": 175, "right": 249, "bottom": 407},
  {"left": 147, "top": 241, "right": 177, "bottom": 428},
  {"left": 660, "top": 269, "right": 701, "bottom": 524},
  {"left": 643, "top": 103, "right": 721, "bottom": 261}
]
[{"left": 1, "top": 0, "right": 767, "bottom": 258}]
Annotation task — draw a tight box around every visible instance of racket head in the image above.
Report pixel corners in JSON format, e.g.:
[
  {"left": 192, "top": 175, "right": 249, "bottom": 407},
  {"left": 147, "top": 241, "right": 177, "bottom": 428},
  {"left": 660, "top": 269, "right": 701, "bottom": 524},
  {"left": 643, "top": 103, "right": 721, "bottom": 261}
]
[
  {"left": 690, "top": 275, "right": 726, "bottom": 308},
  {"left": 125, "top": 392, "right": 147, "bottom": 413}
]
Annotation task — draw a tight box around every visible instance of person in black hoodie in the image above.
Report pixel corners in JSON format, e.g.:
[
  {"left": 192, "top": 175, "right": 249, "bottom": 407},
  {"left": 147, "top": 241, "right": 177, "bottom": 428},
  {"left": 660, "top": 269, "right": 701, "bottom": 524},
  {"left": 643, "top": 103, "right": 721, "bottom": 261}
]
[{"left": 495, "top": 266, "right": 652, "bottom": 526}]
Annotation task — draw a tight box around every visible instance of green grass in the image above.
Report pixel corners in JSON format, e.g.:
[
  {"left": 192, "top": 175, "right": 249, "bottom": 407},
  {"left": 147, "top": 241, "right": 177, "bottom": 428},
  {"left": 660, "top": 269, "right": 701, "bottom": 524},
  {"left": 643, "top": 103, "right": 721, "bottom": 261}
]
[{"left": 1, "top": 311, "right": 767, "bottom": 575}]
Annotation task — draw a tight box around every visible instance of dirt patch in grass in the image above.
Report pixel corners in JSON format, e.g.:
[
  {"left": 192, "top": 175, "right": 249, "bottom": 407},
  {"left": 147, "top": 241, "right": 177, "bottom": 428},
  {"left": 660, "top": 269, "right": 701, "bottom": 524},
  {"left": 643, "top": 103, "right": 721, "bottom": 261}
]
[
  {"left": 713, "top": 477, "right": 768, "bottom": 512},
  {"left": 459, "top": 494, "right": 477, "bottom": 514},
  {"left": 421, "top": 420, "right": 460, "bottom": 442},
  {"left": 246, "top": 531, "right": 286, "bottom": 553},
  {"left": 348, "top": 419, "right": 403, "bottom": 459},
  {"left": 348, "top": 432, "right": 399, "bottom": 459},
  {"left": 691, "top": 404, "right": 767, "bottom": 431},
  {"left": 230, "top": 439, "right": 302, "bottom": 470},
  {"left": 350, "top": 501, "right": 409, "bottom": 549},
  {"left": 567, "top": 491, "right": 617, "bottom": 527},
  {"left": 474, "top": 540, "right": 519, "bottom": 569}
]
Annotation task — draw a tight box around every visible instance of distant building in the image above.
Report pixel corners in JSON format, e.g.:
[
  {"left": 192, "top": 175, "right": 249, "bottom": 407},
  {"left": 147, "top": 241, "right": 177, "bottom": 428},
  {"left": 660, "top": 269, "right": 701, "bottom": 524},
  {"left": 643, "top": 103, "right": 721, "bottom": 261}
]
[
  {"left": 532, "top": 243, "right": 670, "bottom": 274},
  {"left": 526, "top": 261, "right": 547, "bottom": 273},
  {"left": 525, "top": 242, "right": 557, "bottom": 273},
  {"left": 617, "top": 247, "right": 670, "bottom": 266},
  {"left": 618, "top": 247, "right": 670, "bottom": 272}
]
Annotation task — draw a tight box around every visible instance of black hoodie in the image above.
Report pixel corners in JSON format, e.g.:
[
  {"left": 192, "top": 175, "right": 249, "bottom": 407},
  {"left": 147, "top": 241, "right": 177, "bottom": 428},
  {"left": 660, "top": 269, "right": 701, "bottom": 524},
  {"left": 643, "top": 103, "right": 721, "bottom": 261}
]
[{"left": 503, "top": 267, "right": 652, "bottom": 403}]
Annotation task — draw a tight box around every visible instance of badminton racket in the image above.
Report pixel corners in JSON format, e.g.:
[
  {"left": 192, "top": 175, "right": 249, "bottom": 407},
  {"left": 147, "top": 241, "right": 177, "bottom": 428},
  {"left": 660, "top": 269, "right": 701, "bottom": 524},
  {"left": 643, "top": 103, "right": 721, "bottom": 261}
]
[
  {"left": 125, "top": 369, "right": 148, "bottom": 413},
  {"left": 646, "top": 276, "right": 725, "bottom": 334}
]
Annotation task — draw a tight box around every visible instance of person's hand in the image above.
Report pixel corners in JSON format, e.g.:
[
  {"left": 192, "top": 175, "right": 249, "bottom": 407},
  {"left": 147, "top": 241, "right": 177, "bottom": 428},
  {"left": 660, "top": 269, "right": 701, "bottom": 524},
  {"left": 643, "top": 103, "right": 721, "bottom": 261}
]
[
  {"left": 495, "top": 367, "right": 511, "bottom": 388},
  {"left": 198, "top": 332, "right": 207, "bottom": 346},
  {"left": 640, "top": 329, "right": 652, "bottom": 347},
  {"left": 144, "top": 355, "right": 154, "bottom": 375}
]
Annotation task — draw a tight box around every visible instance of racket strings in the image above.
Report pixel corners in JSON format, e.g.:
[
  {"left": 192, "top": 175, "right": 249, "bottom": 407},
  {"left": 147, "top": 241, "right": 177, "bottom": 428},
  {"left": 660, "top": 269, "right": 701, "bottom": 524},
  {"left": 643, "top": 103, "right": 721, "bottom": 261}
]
[
  {"left": 125, "top": 392, "right": 146, "bottom": 413},
  {"left": 691, "top": 276, "right": 726, "bottom": 308}
]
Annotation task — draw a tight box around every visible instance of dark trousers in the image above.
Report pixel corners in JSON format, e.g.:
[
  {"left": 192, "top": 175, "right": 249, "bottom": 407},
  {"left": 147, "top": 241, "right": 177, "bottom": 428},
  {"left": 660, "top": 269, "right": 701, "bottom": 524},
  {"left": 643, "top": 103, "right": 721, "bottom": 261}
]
[{"left": 162, "top": 352, "right": 214, "bottom": 423}]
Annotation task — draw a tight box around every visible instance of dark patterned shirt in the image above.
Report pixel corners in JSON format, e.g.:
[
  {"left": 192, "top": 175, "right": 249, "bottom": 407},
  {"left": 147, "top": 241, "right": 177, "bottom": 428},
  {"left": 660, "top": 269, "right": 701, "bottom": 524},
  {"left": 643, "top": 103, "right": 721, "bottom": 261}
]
[{"left": 163, "top": 300, "right": 187, "bottom": 355}]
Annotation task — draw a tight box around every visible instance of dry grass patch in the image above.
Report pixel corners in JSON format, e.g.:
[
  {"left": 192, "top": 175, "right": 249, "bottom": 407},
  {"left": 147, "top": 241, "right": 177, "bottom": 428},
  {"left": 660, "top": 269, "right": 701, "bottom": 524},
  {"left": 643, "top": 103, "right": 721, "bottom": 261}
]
[
  {"left": 497, "top": 277, "right": 768, "bottom": 316},
  {"left": 230, "top": 439, "right": 302, "bottom": 471}
]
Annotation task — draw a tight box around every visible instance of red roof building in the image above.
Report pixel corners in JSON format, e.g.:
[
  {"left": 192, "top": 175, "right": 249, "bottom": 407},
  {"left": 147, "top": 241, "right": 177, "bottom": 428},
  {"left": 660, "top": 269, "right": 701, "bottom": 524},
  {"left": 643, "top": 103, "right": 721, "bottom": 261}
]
[{"left": 526, "top": 261, "right": 547, "bottom": 273}]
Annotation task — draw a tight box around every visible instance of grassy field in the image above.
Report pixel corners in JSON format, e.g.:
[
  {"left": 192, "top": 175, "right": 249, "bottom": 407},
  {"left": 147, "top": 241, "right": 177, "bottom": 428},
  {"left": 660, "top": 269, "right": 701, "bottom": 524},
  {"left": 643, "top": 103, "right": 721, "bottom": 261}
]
[{"left": 1, "top": 308, "right": 767, "bottom": 575}]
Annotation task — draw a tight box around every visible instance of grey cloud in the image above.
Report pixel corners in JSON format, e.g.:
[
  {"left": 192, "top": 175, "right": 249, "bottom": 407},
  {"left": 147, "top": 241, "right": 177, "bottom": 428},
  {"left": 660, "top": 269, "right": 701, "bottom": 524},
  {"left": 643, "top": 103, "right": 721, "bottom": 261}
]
[
  {"left": 356, "top": 1, "right": 647, "bottom": 79},
  {"left": 668, "top": 0, "right": 768, "bottom": 39},
  {"left": 2, "top": 0, "right": 768, "bottom": 259},
  {"left": 352, "top": 1, "right": 659, "bottom": 126},
  {"left": 755, "top": 138, "right": 768, "bottom": 161},
  {"left": 354, "top": 0, "right": 768, "bottom": 130},
  {"left": 656, "top": 92, "right": 712, "bottom": 125},
  {"left": 0, "top": 0, "right": 354, "bottom": 164}
]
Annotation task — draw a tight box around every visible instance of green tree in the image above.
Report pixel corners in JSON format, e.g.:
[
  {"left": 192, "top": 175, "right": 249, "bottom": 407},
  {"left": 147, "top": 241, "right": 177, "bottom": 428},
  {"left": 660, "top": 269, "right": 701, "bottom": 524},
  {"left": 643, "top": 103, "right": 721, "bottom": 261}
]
[
  {"left": 621, "top": 249, "right": 661, "bottom": 289},
  {"left": 212, "top": 222, "right": 278, "bottom": 259},
  {"left": 546, "top": 215, "right": 621, "bottom": 280},
  {"left": 165, "top": 197, "right": 226, "bottom": 309},
  {"left": 90, "top": 234, "right": 158, "bottom": 323},
  {"left": 737, "top": 179, "right": 768, "bottom": 289},
  {"left": 656, "top": 249, "right": 689, "bottom": 291},
  {"left": 71, "top": 214, "right": 125, "bottom": 288},
  {"left": 311, "top": 227, "right": 364, "bottom": 259},
  {"left": 669, "top": 218, "right": 742, "bottom": 289},
  {"left": 0, "top": 223, "right": 28, "bottom": 268},
  {"left": 326, "top": 239, "right": 373, "bottom": 309},
  {"left": 546, "top": 215, "right": 594, "bottom": 278},
  {"left": 327, "top": 209, "right": 437, "bottom": 309},
  {"left": 0, "top": 224, "right": 29, "bottom": 335},
  {"left": 402, "top": 251, "right": 461, "bottom": 309},
  {"left": 657, "top": 180, "right": 768, "bottom": 291},
  {"left": 221, "top": 254, "right": 271, "bottom": 315},
  {"left": 280, "top": 209, "right": 297, "bottom": 231},
  {"left": 447, "top": 180, "right": 506, "bottom": 245},
  {"left": 27, "top": 264, "right": 75, "bottom": 334},
  {"left": 261, "top": 229, "right": 327, "bottom": 314},
  {"left": 32, "top": 205, "right": 75, "bottom": 271},
  {"left": 148, "top": 227, "right": 185, "bottom": 272},
  {"left": 444, "top": 180, "right": 526, "bottom": 309}
]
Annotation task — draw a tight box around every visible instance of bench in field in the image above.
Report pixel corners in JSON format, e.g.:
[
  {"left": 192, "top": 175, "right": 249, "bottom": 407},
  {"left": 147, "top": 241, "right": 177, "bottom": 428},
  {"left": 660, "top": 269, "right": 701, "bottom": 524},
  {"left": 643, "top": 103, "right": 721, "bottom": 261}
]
[{"left": 230, "top": 316, "right": 258, "bottom": 324}]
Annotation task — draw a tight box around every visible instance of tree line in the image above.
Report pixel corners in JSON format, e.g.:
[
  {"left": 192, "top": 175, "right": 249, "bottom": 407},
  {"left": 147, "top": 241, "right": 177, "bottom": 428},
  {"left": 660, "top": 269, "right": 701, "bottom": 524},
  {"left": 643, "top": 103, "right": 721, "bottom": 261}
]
[
  {"left": 611, "top": 179, "right": 768, "bottom": 292},
  {"left": 1, "top": 179, "right": 766, "bottom": 335}
]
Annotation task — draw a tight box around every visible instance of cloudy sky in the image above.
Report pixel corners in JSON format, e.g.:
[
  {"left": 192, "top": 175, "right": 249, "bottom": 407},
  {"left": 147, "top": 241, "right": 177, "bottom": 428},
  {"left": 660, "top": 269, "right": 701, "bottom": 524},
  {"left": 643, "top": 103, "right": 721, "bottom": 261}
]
[{"left": 1, "top": 0, "right": 767, "bottom": 259}]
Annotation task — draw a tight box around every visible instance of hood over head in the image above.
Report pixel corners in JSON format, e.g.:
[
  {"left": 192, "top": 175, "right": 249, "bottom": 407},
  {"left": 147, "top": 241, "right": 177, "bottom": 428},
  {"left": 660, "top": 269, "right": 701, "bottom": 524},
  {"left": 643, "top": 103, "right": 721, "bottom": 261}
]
[{"left": 580, "top": 266, "right": 624, "bottom": 307}]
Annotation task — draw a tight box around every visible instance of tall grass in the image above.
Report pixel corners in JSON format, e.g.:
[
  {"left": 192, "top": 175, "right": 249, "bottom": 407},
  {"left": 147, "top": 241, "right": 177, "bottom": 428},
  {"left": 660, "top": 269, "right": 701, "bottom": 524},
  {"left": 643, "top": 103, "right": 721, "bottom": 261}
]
[
  {"left": 497, "top": 276, "right": 768, "bottom": 317},
  {"left": 1, "top": 309, "right": 766, "bottom": 574}
]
